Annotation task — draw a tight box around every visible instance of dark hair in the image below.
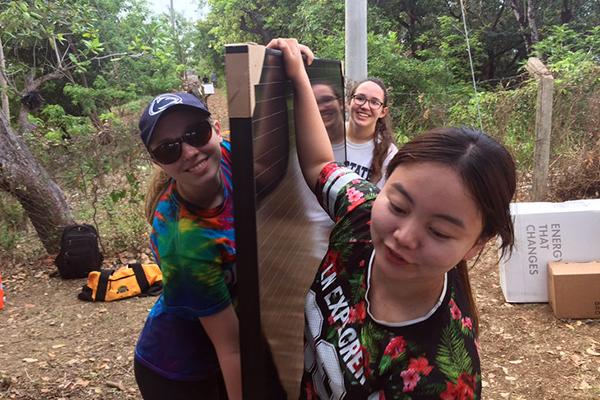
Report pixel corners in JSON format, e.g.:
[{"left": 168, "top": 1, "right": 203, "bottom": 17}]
[
  {"left": 312, "top": 81, "right": 343, "bottom": 101},
  {"left": 350, "top": 78, "right": 394, "bottom": 184},
  {"left": 386, "top": 127, "right": 517, "bottom": 333}
]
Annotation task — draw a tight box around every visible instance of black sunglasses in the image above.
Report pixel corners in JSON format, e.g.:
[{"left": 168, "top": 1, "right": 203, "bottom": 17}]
[{"left": 150, "top": 120, "right": 212, "bottom": 165}]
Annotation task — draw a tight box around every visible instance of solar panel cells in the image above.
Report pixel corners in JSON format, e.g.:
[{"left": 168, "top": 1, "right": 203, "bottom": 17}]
[{"left": 226, "top": 44, "right": 344, "bottom": 398}]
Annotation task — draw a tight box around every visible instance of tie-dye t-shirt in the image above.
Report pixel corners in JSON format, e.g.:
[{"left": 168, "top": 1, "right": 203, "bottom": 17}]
[{"left": 135, "top": 140, "right": 236, "bottom": 381}]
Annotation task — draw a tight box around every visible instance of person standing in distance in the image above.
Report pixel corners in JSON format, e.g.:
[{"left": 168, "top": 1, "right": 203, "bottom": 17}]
[{"left": 346, "top": 78, "right": 398, "bottom": 188}]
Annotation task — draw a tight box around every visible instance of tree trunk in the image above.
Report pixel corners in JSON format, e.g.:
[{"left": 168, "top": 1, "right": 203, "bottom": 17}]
[
  {"left": 509, "top": 0, "right": 532, "bottom": 52},
  {"left": 396, "top": 2, "right": 420, "bottom": 57},
  {"left": 18, "top": 104, "right": 37, "bottom": 133},
  {"left": 407, "top": 6, "right": 418, "bottom": 56},
  {"left": 527, "top": 0, "right": 540, "bottom": 46},
  {"left": 0, "top": 111, "right": 74, "bottom": 253},
  {"left": 484, "top": 50, "right": 496, "bottom": 80},
  {"left": 0, "top": 36, "right": 10, "bottom": 118},
  {"left": 561, "top": 0, "right": 573, "bottom": 23}
]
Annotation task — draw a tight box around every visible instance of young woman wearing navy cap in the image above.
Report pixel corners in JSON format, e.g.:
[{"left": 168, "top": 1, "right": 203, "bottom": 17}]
[{"left": 134, "top": 93, "right": 285, "bottom": 400}]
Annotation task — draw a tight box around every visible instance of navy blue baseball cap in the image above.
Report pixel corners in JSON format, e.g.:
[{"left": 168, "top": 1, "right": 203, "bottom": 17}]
[{"left": 139, "top": 92, "right": 211, "bottom": 148}]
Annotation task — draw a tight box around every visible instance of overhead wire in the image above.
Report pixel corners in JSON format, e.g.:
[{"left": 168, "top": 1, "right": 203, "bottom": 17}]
[{"left": 458, "top": 0, "right": 484, "bottom": 131}]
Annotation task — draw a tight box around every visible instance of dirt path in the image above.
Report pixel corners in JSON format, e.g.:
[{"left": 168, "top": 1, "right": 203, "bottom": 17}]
[
  {"left": 0, "top": 255, "right": 149, "bottom": 399},
  {"left": 1, "top": 89, "right": 600, "bottom": 399},
  {"left": 3, "top": 246, "right": 599, "bottom": 400}
]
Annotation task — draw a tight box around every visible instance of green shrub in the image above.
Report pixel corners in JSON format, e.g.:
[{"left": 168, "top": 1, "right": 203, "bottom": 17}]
[{"left": 0, "top": 194, "right": 36, "bottom": 259}]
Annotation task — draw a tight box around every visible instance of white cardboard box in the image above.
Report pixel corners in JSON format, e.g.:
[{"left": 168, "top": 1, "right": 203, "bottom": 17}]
[
  {"left": 202, "top": 83, "right": 215, "bottom": 95},
  {"left": 499, "top": 199, "right": 600, "bottom": 303}
]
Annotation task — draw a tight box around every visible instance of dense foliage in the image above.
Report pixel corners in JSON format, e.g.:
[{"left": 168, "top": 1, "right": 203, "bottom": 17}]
[{"left": 0, "top": 0, "right": 598, "bottom": 258}]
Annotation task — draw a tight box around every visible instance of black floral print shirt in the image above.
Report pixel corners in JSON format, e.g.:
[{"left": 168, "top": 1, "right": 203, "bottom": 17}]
[{"left": 300, "top": 163, "right": 481, "bottom": 400}]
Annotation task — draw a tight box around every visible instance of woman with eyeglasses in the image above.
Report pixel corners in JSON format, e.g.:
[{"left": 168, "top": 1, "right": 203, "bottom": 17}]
[
  {"left": 346, "top": 78, "right": 398, "bottom": 188},
  {"left": 297, "top": 80, "right": 398, "bottom": 258},
  {"left": 133, "top": 93, "right": 286, "bottom": 400}
]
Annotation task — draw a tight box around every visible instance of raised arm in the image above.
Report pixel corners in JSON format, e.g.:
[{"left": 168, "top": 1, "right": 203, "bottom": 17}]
[{"left": 266, "top": 38, "right": 334, "bottom": 192}]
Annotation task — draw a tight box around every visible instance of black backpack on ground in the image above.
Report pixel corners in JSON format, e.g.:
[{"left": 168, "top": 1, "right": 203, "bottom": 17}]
[{"left": 55, "top": 224, "right": 103, "bottom": 279}]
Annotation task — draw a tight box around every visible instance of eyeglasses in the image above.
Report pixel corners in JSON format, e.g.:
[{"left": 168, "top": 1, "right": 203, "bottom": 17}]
[
  {"left": 150, "top": 120, "right": 212, "bottom": 165},
  {"left": 351, "top": 94, "right": 384, "bottom": 109}
]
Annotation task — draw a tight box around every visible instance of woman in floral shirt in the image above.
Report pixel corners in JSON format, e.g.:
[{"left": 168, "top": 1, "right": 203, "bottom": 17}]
[{"left": 268, "top": 39, "right": 516, "bottom": 399}]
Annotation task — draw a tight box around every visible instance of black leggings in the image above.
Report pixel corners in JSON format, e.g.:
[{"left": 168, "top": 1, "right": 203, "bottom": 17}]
[
  {"left": 134, "top": 358, "right": 227, "bottom": 400},
  {"left": 134, "top": 345, "right": 287, "bottom": 400}
]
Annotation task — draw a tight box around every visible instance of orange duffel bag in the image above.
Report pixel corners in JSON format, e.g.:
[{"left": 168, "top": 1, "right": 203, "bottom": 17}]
[{"left": 78, "top": 263, "right": 162, "bottom": 302}]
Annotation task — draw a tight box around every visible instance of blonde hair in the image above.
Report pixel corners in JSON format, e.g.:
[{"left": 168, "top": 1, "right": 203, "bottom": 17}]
[{"left": 144, "top": 166, "right": 170, "bottom": 225}]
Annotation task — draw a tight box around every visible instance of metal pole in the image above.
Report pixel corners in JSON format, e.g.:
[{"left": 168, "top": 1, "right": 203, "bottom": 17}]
[{"left": 345, "top": 0, "right": 368, "bottom": 87}]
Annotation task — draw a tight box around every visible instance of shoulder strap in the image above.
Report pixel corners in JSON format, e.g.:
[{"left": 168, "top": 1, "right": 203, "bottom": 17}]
[
  {"left": 130, "top": 263, "right": 150, "bottom": 293},
  {"left": 82, "top": 224, "right": 98, "bottom": 235},
  {"left": 95, "top": 270, "right": 113, "bottom": 301}
]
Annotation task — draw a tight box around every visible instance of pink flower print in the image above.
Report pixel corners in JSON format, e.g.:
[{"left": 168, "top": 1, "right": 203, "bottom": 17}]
[
  {"left": 456, "top": 373, "right": 476, "bottom": 399},
  {"left": 461, "top": 316, "right": 473, "bottom": 331},
  {"left": 323, "top": 251, "right": 340, "bottom": 270},
  {"left": 378, "top": 390, "right": 386, "bottom": 400},
  {"left": 359, "top": 259, "right": 366, "bottom": 268},
  {"left": 449, "top": 299, "right": 462, "bottom": 320},
  {"left": 348, "top": 301, "right": 367, "bottom": 323},
  {"left": 357, "top": 301, "right": 366, "bottom": 321},
  {"left": 440, "top": 373, "right": 476, "bottom": 400},
  {"left": 383, "top": 336, "right": 406, "bottom": 359},
  {"left": 327, "top": 314, "right": 335, "bottom": 325},
  {"left": 348, "top": 307, "right": 358, "bottom": 323},
  {"left": 320, "top": 163, "right": 338, "bottom": 184},
  {"left": 347, "top": 187, "right": 364, "bottom": 203},
  {"left": 440, "top": 382, "right": 457, "bottom": 400},
  {"left": 408, "top": 357, "right": 433, "bottom": 376},
  {"left": 400, "top": 368, "right": 421, "bottom": 393}
]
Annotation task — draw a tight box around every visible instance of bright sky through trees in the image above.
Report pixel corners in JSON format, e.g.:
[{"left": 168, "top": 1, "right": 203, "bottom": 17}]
[{"left": 147, "top": 0, "right": 206, "bottom": 18}]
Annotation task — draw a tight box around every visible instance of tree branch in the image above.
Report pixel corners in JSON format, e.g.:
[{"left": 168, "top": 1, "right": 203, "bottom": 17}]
[
  {"left": 239, "top": 9, "right": 273, "bottom": 43},
  {"left": 27, "top": 70, "right": 65, "bottom": 92},
  {"left": 491, "top": 1, "right": 507, "bottom": 29},
  {"left": 91, "top": 51, "right": 144, "bottom": 61}
]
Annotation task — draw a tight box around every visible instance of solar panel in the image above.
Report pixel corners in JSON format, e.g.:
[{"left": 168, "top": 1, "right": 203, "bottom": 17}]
[{"left": 225, "top": 43, "right": 345, "bottom": 398}]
